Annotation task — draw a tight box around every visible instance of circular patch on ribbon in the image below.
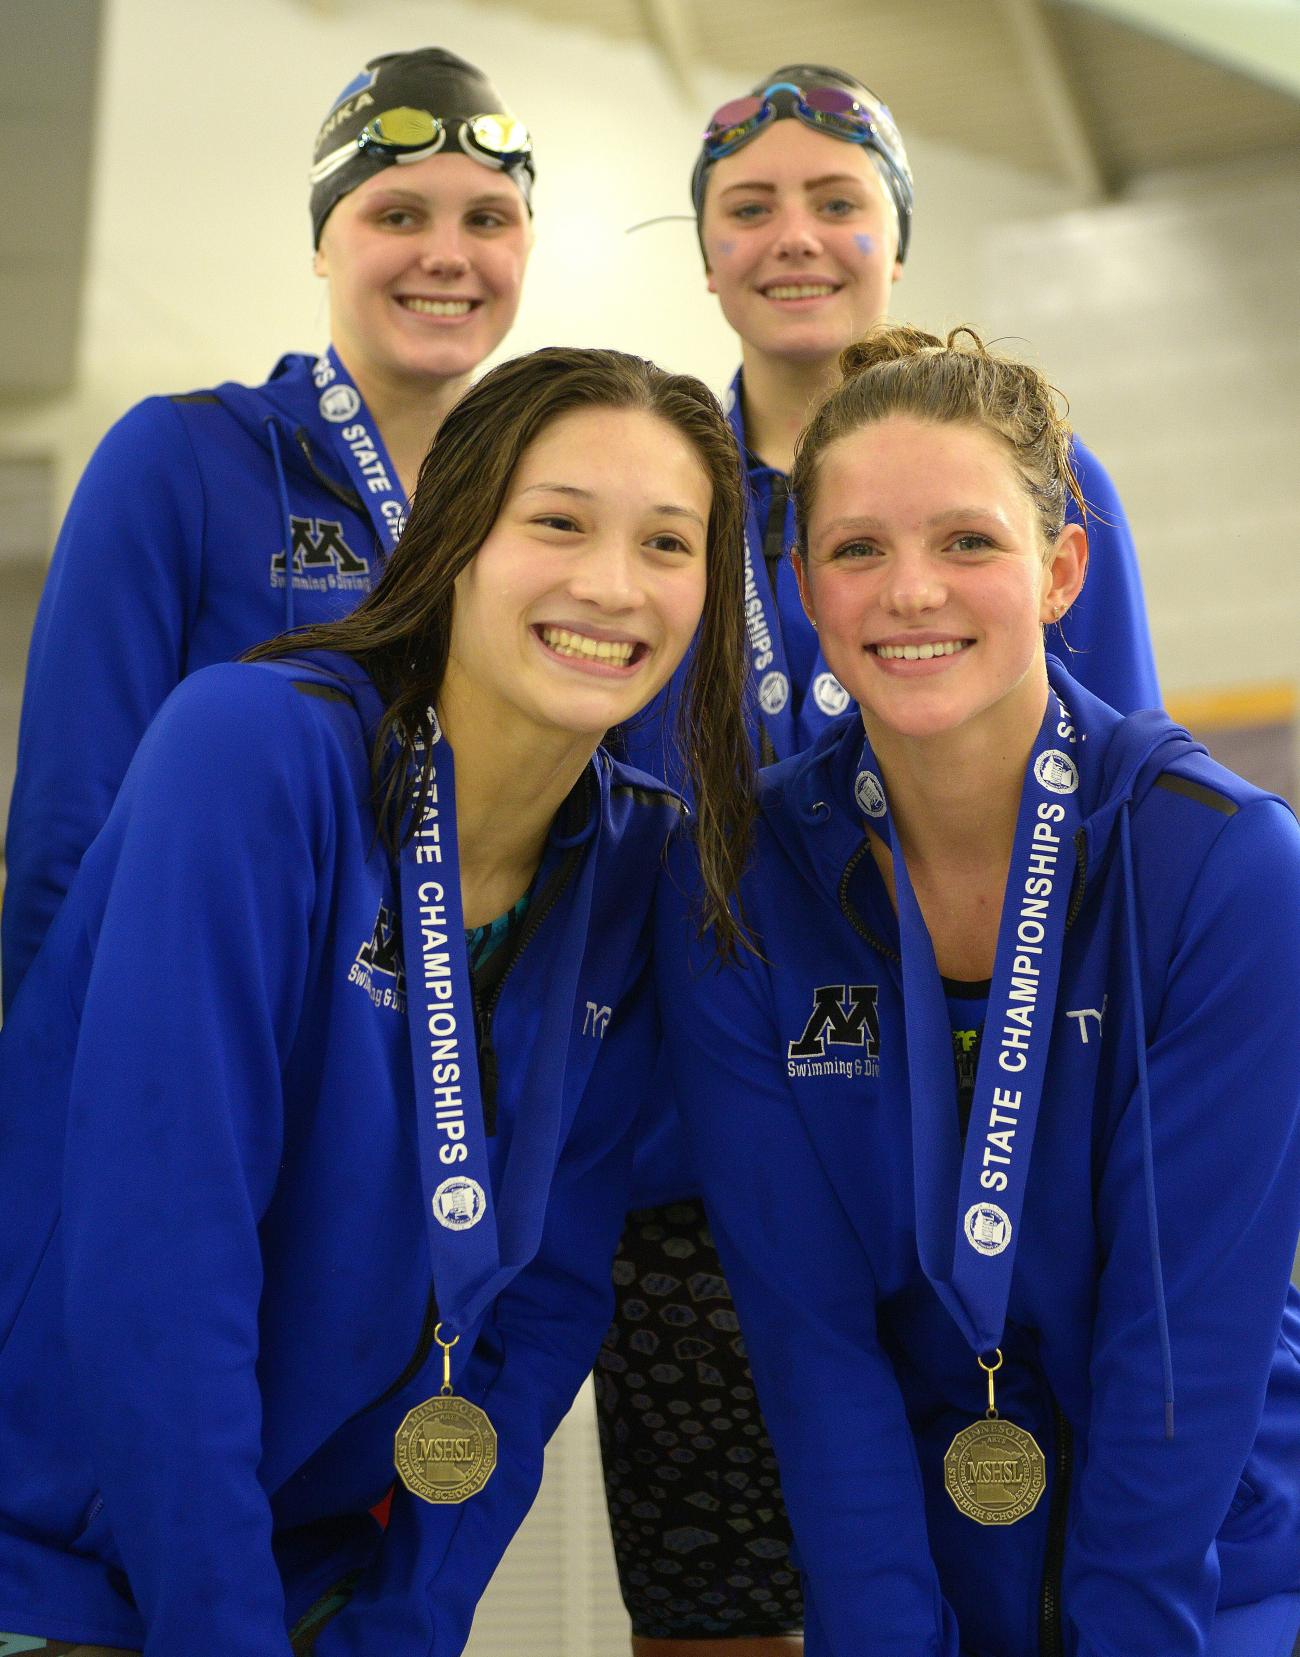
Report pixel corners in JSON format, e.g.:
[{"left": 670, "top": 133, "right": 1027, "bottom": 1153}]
[
  {"left": 1033, "top": 749, "right": 1078, "bottom": 794},
  {"left": 812, "top": 671, "right": 851, "bottom": 717},
  {"left": 854, "top": 769, "right": 887, "bottom": 818},
  {"left": 319, "top": 383, "right": 361, "bottom": 423},
  {"left": 758, "top": 671, "right": 789, "bottom": 715},
  {"left": 432, "top": 1175, "right": 487, "bottom": 1231},
  {"left": 964, "top": 1201, "right": 1012, "bottom": 1256}
]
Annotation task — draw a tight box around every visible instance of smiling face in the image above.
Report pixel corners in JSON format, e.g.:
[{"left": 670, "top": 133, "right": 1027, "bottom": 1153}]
[
  {"left": 444, "top": 406, "right": 712, "bottom": 745},
  {"left": 699, "top": 120, "right": 901, "bottom": 369},
  {"left": 314, "top": 152, "right": 531, "bottom": 392},
  {"left": 798, "top": 415, "right": 1086, "bottom": 748}
]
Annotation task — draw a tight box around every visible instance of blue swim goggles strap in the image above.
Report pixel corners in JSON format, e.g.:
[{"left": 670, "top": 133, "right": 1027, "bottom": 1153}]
[{"left": 703, "top": 81, "right": 904, "bottom": 170}]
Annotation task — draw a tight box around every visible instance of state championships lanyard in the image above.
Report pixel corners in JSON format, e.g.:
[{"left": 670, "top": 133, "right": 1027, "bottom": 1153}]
[
  {"left": 855, "top": 689, "right": 1081, "bottom": 1354},
  {"left": 391, "top": 715, "right": 599, "bottom": 1504},
  {"left": 310, "top": 346, "right": 407, "bottom": 553},
  {"left": 726, "top": 382, "right": 798, "bottom": 757},
  {"left": 854, "top": 689, "right": 1082, "bottom": 1525}
]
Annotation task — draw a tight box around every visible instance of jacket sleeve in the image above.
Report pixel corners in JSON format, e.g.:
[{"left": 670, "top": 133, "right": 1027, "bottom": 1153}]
[
  {"left": 60, "top": 669, "right": 323, "bottom": 1656},
  {"left": 1065, "top": 798, "right": 1300, "bottom": 1654},
  {"left": 314, "top": 958, "right": 657, "bottom": 1655},
  {"left": 650, "top": 851, "right": 959, "bottom": 1657},
  {"left": 1050, "top": 439, "right": 1160, "bottom": 715},
  {"left": 2, "top": 397, "right": 206, "bottom": 1013}
]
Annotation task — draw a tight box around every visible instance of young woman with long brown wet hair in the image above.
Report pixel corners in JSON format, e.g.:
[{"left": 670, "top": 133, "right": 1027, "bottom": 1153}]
[{"left": 0, "top": 345, "right": 752, "bottom": 1655}]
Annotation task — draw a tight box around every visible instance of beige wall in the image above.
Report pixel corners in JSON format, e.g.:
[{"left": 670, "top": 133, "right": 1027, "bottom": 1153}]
[{"left": 980, "top": 153, "right": 1300, "bottom": 699}]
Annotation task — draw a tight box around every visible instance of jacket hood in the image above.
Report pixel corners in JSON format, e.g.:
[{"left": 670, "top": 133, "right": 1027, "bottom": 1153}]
[
  {"left": 209, "top": 352, "right": 347, "bottom": 477},
  {"left": 209, "top": 355, "right": 366, "bottom": 633},
  {"left": 258, "top": 649, "right": 643, "bottom": 859},
  {"left": 764, "top": 656, "right": 1206, "bottom": 898}
]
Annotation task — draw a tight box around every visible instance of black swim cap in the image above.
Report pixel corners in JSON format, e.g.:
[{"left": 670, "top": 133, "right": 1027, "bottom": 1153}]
[
  {"left": 310, "top": 48, "right": 535, "bottom": 245},
  {"left": 690, "top": 63, "right": 913, "bottom": 262}
]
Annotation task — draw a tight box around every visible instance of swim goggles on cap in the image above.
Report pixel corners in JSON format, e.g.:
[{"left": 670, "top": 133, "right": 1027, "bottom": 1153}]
[
  {"left": 702, "top": 81, "right": 899, "bottom": 162},
  {"left": 310, "top": 107, "right": 532, "bottom": 185}
]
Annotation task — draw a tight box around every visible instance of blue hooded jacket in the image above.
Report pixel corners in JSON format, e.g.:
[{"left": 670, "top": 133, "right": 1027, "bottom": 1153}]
[
  {"left": 656, "top": 659, "right": 1300, "bottom": 1656},
  {"left": 0, "top": 652, "right": 680, "bottom": 1654},
  {"left": 2, "top": 353, "right": 385, "bottom": 1014}
]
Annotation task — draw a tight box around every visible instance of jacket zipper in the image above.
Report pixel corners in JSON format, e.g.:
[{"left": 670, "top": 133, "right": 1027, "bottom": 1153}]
[
  {"left": 837, "top": 835, "right": 900, "bottom": 961},
  {"left": 292, "top": 426, "right": 365, "bottom": 512},
  {"left": 836, "top": 829, "right": 1090, "bottom": 947},
  {"left": 355, "top": 841, "right": 580, "bottom": 1418},
  {"left": 1038, "top": 1399, "right": 1073, "bottom": 1656}
]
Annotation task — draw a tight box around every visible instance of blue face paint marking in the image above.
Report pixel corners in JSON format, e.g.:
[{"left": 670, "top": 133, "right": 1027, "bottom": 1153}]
[
  {"left": 718, "top": 239, "right": 735, "bottom": 256},
  {"left": 854, "top": 233, "right": 876, "bottom": 255}
]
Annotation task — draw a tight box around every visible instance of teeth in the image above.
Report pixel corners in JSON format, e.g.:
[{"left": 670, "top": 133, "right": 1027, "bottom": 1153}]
[
  {"left": 402, "top": 298, "right": 472, "bottom": 316},
  {"left": 541, "top": 626, "right": 636, "bottom": 665},
  {"left": 875, "top": 640, "right": 969, "bottom": 661},
  {"left": 765, "top": 284, "right": 835, "bottom": 300}
]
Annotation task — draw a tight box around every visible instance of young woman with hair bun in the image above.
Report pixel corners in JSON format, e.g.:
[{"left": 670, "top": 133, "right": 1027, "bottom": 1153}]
[
  {"left": 600, "top": 63, "right": 1160, "bottom": 1656},
  {"left": 656, "top": 322, "right": 1300, "bottom": 1657}
]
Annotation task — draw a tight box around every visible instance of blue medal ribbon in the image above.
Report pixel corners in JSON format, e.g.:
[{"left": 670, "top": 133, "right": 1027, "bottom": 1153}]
[
  {"left": 725, "top": 374, "right": 849, "bottom": 758},
  {"left": 310, "top": 346, "right": 408, "bottom": 554},
  {"left": 396, "top": 716, "right": 600, "bottom": 1362},
  {"left": 854, "top": 690, "right": 1082, "bottom": 1355}
]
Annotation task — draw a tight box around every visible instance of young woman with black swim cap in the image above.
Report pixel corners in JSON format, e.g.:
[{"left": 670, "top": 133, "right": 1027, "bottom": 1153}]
[{"left": 3, "top": 47, "right": 535, "bottom": 1014}]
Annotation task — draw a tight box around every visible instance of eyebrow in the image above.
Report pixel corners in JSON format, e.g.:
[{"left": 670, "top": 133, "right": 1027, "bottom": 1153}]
[
  {"left": 366, "top": 186, "right": 519, "bottom": 210},
  {"left": 519, "top": 483, "right": 706, "bottom": 530},
  {"left": 717, "top": 173, "right": 867, "bottom": 197},
  {"left": 816, "top": 507, "right": 1011, "bottom": 537}
]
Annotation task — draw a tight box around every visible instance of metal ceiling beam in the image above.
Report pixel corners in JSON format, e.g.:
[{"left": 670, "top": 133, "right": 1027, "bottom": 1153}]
[
  {"left": 1058, "top": 0, "right": 1300, "bottom": 100},
  {"left": 996, "top": 0, "right": 1110, "bottom": 199},
  {"left": 634, "top": 0, "right": 699, "bottom": 103}
]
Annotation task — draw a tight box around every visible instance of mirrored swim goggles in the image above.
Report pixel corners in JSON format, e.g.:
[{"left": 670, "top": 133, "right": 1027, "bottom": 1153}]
[
  {"left": 702, "top": 80, "right": 902, "bottom": 164},
  {"left": 310, "top": 106, "right": 533, "bottom": 185}
]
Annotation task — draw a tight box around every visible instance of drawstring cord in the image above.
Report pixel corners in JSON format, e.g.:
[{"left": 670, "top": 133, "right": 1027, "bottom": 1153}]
[
  {"left": 1119, "top": 800, "right": 1176, "bottom": 1440},
  {"left": 265, "top": 418, "right": 295, "bottom": 634}
]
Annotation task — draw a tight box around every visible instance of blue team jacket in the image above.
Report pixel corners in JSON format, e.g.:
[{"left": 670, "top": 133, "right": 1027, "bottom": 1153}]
[
  {"left": 0, "top": 655, "right": 680, "bottom": 1655},
  {"left": 2, "top": 352, "right": 384, "bottom": 1013},
  {"left": 657, "top": 660, "right": 1300, "bottom": 1656}
]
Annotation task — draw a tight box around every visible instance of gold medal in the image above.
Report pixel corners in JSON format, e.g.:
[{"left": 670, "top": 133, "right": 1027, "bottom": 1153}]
[
  {"left": 394, "top": 1325, "right": 497, "bottom": 1505},
  {"left": 943, "top": 1350, "right": 1046, "bottom": 1527}
]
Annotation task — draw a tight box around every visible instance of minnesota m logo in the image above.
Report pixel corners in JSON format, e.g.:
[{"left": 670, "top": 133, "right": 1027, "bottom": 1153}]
[
  {"left": 356, "top": 902, "right": 404, "bottom": 986},
  {"left": 272, "top": 515, "right": 370, "bottom": 578},
  {"left": 788, "top": 984, "right": 880, "bottom": 1060}
]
